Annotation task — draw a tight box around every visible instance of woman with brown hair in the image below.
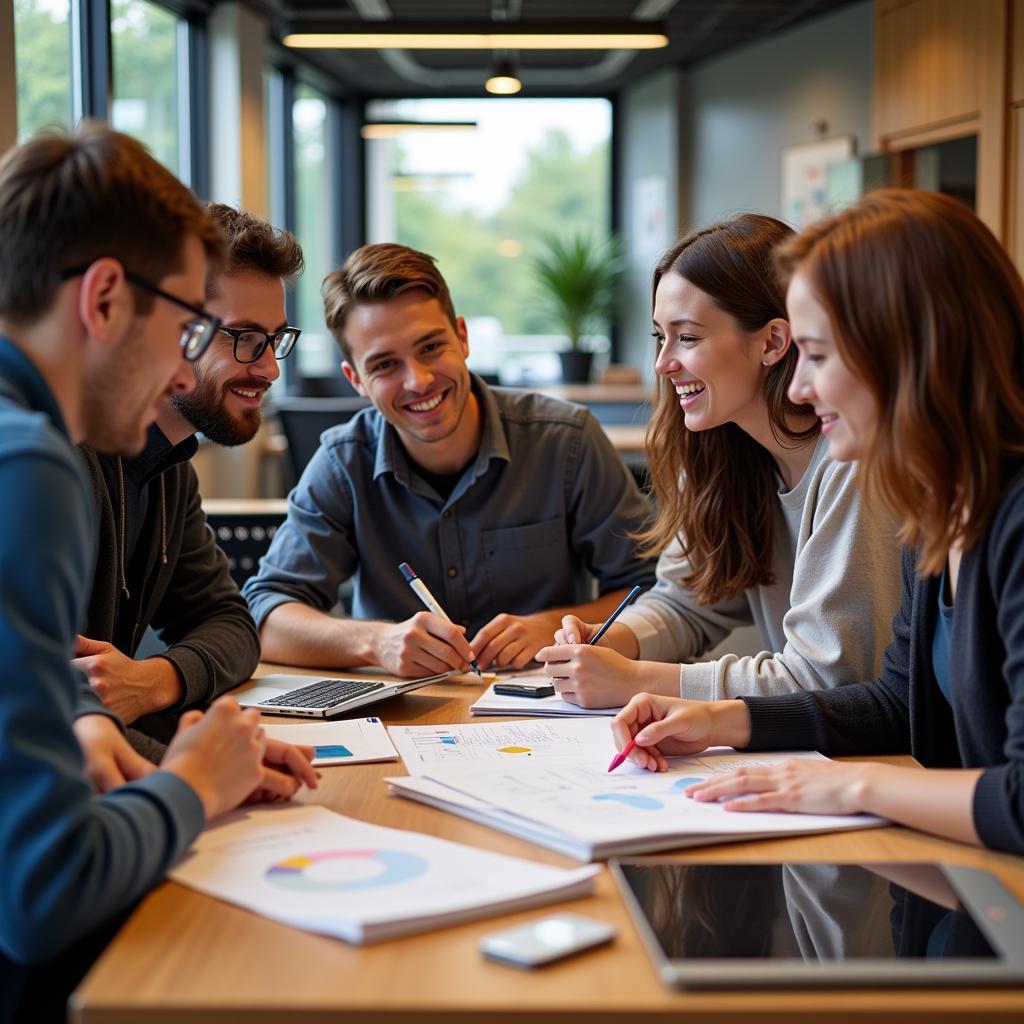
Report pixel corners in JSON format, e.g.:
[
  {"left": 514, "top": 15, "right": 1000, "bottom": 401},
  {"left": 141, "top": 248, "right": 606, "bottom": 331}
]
[
  {"left": 537, "top": 214, "right": 901, "bottom": 708},
  {"left": 611, "top": 189, "right": 1024, "bottom": 853}
]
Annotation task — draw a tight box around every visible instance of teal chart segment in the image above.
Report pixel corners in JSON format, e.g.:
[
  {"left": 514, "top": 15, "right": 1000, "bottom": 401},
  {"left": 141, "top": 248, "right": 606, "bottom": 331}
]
[{"left": 590, "top": 777, "right": 705, "bottom": 811}]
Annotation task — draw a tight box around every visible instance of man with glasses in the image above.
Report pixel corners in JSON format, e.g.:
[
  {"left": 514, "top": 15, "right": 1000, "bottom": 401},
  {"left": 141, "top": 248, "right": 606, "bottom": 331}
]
[
  {"left": 74, "top": 203, "right": 304, "bottom": 768},
  {"left": 0, "top": 126, "right": 315, "bottom": 1022}
]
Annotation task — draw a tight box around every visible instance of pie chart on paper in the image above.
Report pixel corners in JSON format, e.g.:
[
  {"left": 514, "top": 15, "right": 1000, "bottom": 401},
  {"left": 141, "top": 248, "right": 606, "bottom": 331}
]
[{"left": 265, "top": 849, "right": 429, "bottom": 892}]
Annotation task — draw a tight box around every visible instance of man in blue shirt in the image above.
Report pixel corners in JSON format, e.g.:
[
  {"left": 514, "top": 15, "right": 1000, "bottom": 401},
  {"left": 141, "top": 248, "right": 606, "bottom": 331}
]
[
  {"left": 0, "top": 125, "right": 315, "bottom": 1023},
  {"left": 245, "top": 243, "right": 655, "bottom": 676}
]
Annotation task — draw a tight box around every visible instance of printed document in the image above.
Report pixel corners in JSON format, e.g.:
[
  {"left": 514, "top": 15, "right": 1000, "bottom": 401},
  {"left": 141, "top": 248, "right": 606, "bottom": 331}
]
[
  {"left": 170, "top": 804, "right": 598, "bottom": 943},
  {"left": 262, "top": 716, "right": 398, "bottom": 766},
  {"left": 385, "top": 720, "right": 884, "bottom": 861}
]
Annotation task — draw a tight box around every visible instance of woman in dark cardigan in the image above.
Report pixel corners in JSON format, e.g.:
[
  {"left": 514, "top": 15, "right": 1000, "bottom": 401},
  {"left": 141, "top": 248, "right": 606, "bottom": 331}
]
[{"left": 610, "top": 188, "right": 1024, "bottom": 855}]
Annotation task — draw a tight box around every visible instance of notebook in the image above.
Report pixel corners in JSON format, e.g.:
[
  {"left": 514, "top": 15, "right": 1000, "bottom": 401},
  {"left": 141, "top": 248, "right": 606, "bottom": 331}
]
[{"left": 231, "top": 671, "right": 449, "bottom": 718}]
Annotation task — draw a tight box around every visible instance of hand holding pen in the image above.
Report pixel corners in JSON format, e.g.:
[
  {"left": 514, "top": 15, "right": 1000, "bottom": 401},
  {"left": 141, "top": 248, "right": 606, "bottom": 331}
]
[
  {"left": 399, "top": 562, "right": 482, "bottom": 677},
  {"left": 533, "top": 586, "right": 651, "bottom": 710}
]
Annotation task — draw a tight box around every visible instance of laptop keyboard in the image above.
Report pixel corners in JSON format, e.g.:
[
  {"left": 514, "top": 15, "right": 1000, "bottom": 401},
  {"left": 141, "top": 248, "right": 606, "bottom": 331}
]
[{"left": 258, "top": 678, "right": 387, "bottom": 709}]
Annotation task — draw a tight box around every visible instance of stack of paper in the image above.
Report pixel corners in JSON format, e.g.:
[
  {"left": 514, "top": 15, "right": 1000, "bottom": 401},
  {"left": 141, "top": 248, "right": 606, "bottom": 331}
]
[
  {"left": 470, "top": 682, "right": 620, "bottom": 718},
  {"left": 386, "top": 719, "right": 884, "bottom": 861},
  {"left": 170, "top": 804, "right": 598, "bottom": 944}
]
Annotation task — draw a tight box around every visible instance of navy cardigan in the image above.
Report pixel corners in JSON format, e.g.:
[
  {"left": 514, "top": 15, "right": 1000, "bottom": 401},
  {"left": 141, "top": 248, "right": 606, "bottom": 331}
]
[{"left": 742, "top": 468, "right": 1024, "bottom": 854}]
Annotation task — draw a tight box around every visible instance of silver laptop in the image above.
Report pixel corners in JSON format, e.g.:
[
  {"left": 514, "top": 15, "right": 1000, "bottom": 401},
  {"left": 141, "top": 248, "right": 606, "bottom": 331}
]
[{"left": 232, "top": 671, "right": 449, "bottom": 718}]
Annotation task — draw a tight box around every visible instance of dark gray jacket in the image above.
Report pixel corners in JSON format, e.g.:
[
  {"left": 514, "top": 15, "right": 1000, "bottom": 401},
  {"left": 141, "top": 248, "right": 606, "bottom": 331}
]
[{"left": 78, "top": 426, "right": 260, "bottom": 759}]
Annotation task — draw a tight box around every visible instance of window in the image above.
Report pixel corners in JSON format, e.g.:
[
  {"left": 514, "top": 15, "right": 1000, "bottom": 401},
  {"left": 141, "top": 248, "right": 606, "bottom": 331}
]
[
  {"left": 13, "top": 0, "right": 73, "bottom": 140},
  {"left": 292, "top": 81, "right": 339, "bottom": 380},
  {"left": 365, "top": 97, "right": 612, "bottom": 383},
  {"left": 111, "top": 0, "right": 188, "bottom": 178}
]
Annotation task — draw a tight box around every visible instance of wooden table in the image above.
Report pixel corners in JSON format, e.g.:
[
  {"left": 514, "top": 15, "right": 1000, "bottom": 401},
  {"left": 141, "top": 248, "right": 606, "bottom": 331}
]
[{"left": 72, "top": 666, "right": 1024, "bottom": 1023}]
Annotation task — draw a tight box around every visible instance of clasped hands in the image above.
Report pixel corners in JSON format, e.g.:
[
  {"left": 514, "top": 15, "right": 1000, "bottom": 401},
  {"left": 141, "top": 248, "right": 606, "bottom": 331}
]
[
  {"left": 74, "top": 698, "right": 318, "bottom": 817},
  {"left": 375, "top": 609, "right": 563, "bottom": 676}
]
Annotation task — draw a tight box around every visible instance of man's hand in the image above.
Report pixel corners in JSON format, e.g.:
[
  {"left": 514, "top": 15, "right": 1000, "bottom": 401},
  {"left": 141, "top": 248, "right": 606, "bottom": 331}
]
[
  {"left": 243, "top": 738, "right": 319, "bottom": 805},
  {"left": 470, "top": 612, "right": 558, "bottom": 670},
  {"left": 372, "top": 612, "right": 475, "bottom": 677},
  {"left": 72, "top": 634, "right": 183, "bottom": 725},
  {"left": 73, "top": 713, "right": 156, "bottom": 793}
]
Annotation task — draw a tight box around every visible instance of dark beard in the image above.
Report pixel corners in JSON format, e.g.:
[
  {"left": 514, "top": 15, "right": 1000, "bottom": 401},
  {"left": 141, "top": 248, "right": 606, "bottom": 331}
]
[{"left": 171, "top": 378, "right": 263, "bottom": 447}]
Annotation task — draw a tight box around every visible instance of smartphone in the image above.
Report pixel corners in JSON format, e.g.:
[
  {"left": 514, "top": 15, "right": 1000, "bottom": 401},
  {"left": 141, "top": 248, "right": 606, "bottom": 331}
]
[
  {"left": 479, "top": 913, "right": 616, "bottom": 968},
  {"left": 493, "top": 682, "right": 556, "bottom": 698}
]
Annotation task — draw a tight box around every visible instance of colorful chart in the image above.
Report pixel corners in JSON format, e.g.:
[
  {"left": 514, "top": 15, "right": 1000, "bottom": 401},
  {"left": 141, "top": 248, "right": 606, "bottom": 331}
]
[
  {"left": 265, "top": 848, "right": 429, "bottom": 892},
  {"left": 498, "top": 746, "right": 532, "bottom": 755}
]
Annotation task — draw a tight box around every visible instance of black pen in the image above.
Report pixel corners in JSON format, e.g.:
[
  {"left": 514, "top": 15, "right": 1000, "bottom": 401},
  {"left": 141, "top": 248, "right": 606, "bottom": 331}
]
[{"left": 587, "top": 584, "right": 643, "bottom": 646}]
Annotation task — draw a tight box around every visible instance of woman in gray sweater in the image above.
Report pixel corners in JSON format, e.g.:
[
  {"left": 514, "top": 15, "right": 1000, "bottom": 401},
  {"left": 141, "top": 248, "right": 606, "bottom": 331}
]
[{"left": 537, "top": 215, "right": 902, "bottom": 708}]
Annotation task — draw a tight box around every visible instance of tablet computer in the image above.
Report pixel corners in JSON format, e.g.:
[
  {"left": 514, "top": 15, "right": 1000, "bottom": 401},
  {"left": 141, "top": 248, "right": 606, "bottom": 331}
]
[{"left": 610, "top": 860, "right": 1024, "bottom": 988}]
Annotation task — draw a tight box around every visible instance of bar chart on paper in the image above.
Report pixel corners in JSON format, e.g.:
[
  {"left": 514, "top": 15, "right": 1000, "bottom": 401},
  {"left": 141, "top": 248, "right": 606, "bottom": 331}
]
[{"left": 388, "top": 719, "right": 617, "bottom": 769}]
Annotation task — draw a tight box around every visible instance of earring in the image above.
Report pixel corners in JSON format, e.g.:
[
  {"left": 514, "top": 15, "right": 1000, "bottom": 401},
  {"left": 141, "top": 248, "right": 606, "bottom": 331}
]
[{"left": 762, "top": 360, "right": 770, "bottom": 367}]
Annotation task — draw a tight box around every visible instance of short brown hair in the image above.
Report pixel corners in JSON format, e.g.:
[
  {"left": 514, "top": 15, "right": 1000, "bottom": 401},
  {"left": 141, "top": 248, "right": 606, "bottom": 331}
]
[
  {"left": 205, "top": 203, "right": 304, "bottom": 284},
  {"left": 322, "top": 243, "right": 457, "bottom": 363},
  {"left": 0, "top": 121, "right": 223, "bottom": 324},
  {"left": 636, "top": 214, "right": 817, "bottom": 605},
  {"left": 775, "top": 189, "right": 1024, "bottom": 575}
]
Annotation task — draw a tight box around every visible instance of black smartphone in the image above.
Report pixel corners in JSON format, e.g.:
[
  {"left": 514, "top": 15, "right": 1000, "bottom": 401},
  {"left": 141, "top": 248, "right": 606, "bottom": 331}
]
[{"left": 493, "top": 682, "right": 556, "bottom": 699}]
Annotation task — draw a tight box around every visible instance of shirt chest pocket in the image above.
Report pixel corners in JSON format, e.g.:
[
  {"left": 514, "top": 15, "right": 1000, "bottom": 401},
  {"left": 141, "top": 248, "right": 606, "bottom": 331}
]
[{"left": 481, "top": 517, "right": 568, "bottom": 602}]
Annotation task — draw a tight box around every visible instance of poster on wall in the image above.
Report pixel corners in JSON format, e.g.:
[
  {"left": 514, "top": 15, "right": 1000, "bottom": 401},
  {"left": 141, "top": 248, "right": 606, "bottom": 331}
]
[
  {"left": 633, "top": 175, "right": 669, "bottom": 257},
  {"left": 781, "top": 136, "right": 856, "bottom": 228}
]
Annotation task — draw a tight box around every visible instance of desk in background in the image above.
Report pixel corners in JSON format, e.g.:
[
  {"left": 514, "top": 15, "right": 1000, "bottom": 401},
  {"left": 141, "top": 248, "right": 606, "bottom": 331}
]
[{"left": 72, "top": 665, "right": 1024, "bottom": 1023}]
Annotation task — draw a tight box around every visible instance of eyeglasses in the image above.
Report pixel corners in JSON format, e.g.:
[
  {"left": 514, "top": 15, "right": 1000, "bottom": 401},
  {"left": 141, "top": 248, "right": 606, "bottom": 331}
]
[
  {"left": 218, "top": 325, "right": 301, "bottom": 364},
  {"left": 59, "top": 263, "right": 222, "bottom": 362}
]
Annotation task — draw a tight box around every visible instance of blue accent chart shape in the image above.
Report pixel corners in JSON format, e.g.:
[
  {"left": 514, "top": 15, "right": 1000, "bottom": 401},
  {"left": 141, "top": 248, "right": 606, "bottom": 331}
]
[
  {"left": 314, "top": 745, "right": 353, "bottom": 759},
  {"left": 667, "top": 776, "right": 704, "bottom": 793},
  {"left": 266, "top": 849, "right": 430, "bottom": 892},
  {"left": 592, "top": 793, "right": 663, "bottom": 811}
]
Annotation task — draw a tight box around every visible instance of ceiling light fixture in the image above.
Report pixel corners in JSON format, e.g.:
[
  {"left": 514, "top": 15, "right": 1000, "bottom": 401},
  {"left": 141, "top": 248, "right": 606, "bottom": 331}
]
[
  {"left": 283, "top": 21, "right": 669, "bottom": 51},
  {"left": 360, "top": 121, "right": 478, "bottom": 139},
  {"left": 485, "top": 58, "right": 522, "bottom": 95}
]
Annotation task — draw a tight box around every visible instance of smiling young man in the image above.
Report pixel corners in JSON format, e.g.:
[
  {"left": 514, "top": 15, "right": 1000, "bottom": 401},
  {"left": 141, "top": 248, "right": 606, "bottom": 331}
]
[
  {"left": 74, "top": 204, "right": 304, "bottom": 762},
  {"left": 244, "top": 242, "right": 655, "bottom": 677}
]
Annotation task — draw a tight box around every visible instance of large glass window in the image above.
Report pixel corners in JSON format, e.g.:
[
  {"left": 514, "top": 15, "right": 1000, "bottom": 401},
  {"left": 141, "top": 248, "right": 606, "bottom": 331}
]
[
  {"left": 292, "top": 81, "right": 338, "bottom": 380},
  {"left": 111, "top": 0, "right": 186, "bottom": 177},
  {"left": 13, "top": 0, "right": 73, "bottom": 140},
  {"left": 365, "top": 98, "right": 612, "bottom": 383}
]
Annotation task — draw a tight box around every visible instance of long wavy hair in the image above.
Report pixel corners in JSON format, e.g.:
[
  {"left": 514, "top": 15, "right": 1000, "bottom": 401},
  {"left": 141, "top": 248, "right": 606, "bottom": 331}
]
[
  {"left": 775, "top": 189, "right": 1024, "bottom": 575},
  {"left": 636, "top": 215, "right": 819, "bottom": 604}
]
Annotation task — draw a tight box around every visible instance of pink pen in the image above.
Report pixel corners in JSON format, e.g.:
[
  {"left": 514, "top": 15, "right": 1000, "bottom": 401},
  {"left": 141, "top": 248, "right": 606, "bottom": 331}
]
[{"left": 607, "top": 738, "right": 638, "bottom": 773}]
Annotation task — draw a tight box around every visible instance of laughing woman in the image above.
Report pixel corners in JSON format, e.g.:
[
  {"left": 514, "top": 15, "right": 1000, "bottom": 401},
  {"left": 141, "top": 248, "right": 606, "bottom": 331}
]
[
  {"left": 537, "top": 214, "right": 902, "bottom": 708},
  {"left": 611, "top": 189, "right": 1024, "bottom": 853}
]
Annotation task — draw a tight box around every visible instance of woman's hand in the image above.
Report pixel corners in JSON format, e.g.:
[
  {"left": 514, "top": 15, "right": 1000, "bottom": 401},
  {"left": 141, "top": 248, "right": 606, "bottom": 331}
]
[
  {"left": 685, "top": 759, "right": 874, "bottom": 815},
  {"left": 610, "top": 693, "right": 752, "bottom": 771}
]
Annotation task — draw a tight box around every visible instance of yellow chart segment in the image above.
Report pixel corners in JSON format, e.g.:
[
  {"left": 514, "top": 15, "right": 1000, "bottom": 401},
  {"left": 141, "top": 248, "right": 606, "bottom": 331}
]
[{"left": 497, "top": 746, "right": 532, "bottom": 754}]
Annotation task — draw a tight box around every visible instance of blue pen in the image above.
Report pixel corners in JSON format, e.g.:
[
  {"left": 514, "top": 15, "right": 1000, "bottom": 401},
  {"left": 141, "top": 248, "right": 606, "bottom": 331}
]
[
  {"left": 399, "top": 562, "right": 482, "bottom": 677},
  {"left": 587, "top": 584, "right": 643, "bottom": 646}
]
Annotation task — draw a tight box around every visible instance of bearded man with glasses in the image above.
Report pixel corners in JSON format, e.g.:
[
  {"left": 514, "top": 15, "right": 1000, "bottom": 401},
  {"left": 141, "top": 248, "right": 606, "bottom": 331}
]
[{"left": 73, "top": 203, "right": 305, "bottom": 768}]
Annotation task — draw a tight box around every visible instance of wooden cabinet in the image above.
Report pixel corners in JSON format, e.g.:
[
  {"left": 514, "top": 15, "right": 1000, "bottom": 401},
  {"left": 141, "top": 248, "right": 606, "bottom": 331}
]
[
  {"left": 1010, "top": 0, "right": 1024, "bottom": 271},
  {"left": 873, "top": 0, "right": 1008, "bottom": 234}
]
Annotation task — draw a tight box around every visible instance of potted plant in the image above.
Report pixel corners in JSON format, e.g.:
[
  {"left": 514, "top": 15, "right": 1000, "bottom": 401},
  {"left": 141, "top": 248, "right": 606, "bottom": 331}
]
[{"left": 531, "top": 232, "right": 623, "bottom": 383}]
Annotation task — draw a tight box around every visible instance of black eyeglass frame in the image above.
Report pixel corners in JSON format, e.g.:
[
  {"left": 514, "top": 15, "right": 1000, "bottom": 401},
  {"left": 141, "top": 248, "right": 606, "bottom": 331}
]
[
  {"left": 217, "top": 325, "right": 302, "bottom": 365},
  {"left": 58, "top": 263, "right": 223, "bottom": 363}
]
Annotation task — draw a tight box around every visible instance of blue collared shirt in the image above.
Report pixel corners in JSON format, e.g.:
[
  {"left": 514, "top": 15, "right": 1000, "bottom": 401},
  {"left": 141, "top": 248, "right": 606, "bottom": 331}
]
[{"left": 244, "top": 379, "right": 656, "bottom": 634}]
